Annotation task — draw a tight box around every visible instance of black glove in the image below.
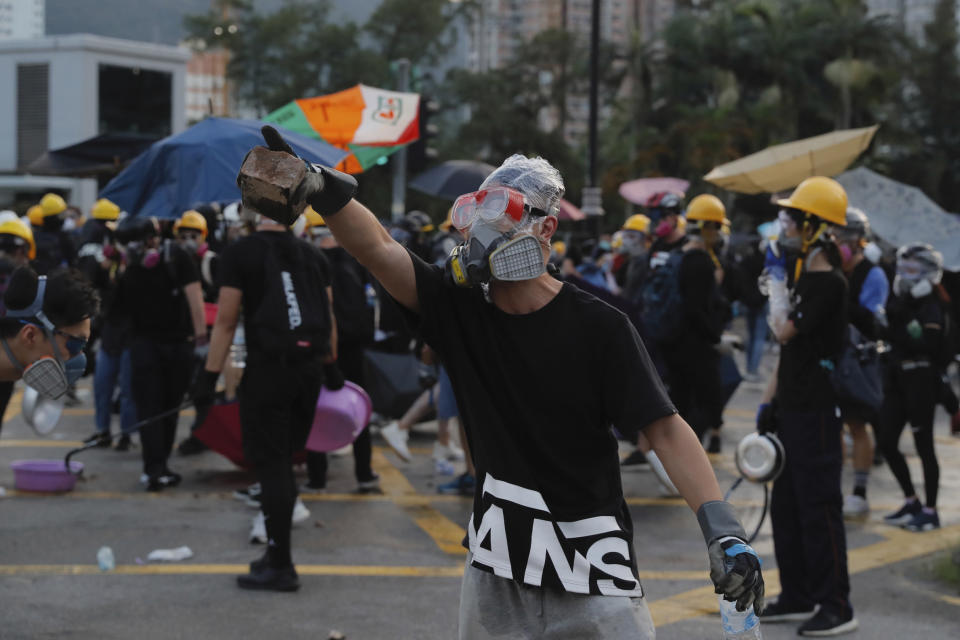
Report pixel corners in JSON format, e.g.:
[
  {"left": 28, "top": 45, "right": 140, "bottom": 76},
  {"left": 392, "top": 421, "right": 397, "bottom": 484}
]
[
  {"left": 260, "top": 125, "right": 358, "bottom": 217},
  {"left": 756, "top": 400, "right": 778, "bottom": 435},
  {"left": 698, "top": 501, "right": 765, "bottom": 615},
  {"left": 323, "top": 362, "right": 345, "bottom": 391}
]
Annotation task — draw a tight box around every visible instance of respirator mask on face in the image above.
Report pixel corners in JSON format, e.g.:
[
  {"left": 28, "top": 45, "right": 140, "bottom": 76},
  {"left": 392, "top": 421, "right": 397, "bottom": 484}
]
[
  {"left": 444, "top": 187, "right": 551, "bottom": 288},
  {"left": 125, "top": 241, "right": 160, "bottom": 269},
  {"left": 893, "top": 258, "right": 939, "bottom": 298},
  {"left": 0, "top": 276, "right": 86, "bottom": 399}
]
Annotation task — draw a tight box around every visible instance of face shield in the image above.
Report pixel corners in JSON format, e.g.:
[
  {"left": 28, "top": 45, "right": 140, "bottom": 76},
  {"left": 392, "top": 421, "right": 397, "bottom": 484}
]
[
  {"left": 0, "top": 276, "right": 87, "bottom": 398},
  {"left": 894, "top": 258, "right": 941, "bottom": 298}
]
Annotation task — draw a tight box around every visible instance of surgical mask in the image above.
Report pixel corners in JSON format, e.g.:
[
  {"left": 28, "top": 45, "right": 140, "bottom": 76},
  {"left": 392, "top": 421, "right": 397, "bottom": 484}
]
[
  {"left": 0, "top": 277, "right": 86, "bottom": 398},
  {"left": 62, "top": 217, "right": 77, "bottom": 232},
  {"left": 653, "top": 220, "right": 674, "bottom": 238},
  {"left": 863, "top": 242, "right": 882, "bottom": 264}
]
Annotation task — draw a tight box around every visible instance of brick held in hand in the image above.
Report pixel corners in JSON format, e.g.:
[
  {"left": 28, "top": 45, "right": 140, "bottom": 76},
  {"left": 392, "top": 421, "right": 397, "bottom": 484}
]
[{"left": 236, "top": 146, "right": 309, "bottom": 226}]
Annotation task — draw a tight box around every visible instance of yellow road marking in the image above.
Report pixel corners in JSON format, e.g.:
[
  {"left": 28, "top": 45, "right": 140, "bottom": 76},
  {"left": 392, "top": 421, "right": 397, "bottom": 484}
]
[
  {"left": 373, "top": 448, "right": 467, "bottom": 555},
  {"left": 649, "top": 522, "right": 960, "bottom": 627},
  {"left": 0, "top": 439, "right": 84, "bottom": 448},
  {"left": 4, "top": 388, "right": 23, "bottom": 422},
  {"left": 723, "top": 407, "right": 754, "bottom": 419},
  {"left": 0, "top": 564, "right": 465, "bottom": 577},
  {"left": 58, "top": 408, "right": 195, "bottom": 417}
]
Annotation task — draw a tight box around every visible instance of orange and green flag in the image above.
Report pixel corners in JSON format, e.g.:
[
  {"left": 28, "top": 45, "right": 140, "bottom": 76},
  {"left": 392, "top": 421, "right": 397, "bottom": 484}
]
[{"left": 264, "top": 84, "right": 420, "bottom": 174}]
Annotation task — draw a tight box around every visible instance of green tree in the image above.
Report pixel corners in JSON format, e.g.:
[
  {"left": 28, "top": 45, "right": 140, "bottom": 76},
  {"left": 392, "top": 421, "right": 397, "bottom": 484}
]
[{"left": 364, "top": 0, "right": 455, "bottom": 65}]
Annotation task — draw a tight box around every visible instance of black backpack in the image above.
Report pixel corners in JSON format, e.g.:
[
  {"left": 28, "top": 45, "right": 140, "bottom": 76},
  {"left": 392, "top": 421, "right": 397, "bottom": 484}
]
[
  {"left": 248, "top": 234, "right": 331, "bottom": 355},
  {"left": 640, "top": 249, "right": 685, "bottom": 343}
]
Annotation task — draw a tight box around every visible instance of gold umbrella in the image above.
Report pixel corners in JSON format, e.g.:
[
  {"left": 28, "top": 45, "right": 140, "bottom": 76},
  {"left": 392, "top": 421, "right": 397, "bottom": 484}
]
[{"left": 703, "top": 125, "right": 878, "bottom": 194}]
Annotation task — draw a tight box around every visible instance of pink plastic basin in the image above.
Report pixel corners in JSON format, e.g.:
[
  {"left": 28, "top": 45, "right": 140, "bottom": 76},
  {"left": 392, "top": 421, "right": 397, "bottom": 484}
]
[
  {"left": 12, "top": 459, "right": 83, "bottom": 492},
  {"left": 305, "top": 381, "right": 372, "bottom": 453}
]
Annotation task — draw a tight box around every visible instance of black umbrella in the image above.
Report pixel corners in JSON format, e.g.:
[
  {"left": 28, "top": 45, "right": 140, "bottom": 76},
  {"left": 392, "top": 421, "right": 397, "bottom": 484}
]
[{"left": 409, "top": 160, "right": 496, "bottom": 201}]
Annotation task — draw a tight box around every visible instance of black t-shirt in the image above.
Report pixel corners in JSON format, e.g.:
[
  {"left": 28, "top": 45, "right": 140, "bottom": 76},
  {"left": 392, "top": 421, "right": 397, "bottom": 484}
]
[
  {"left": 117, "top": 240, "right": 200, "bottom": 342},
  {"left": 322, "top": 246, "right": 374, "bottom": 347},
  {"left": 676, "top": 248, "right": 726, "bottom": 347},
  {"left": 403, "top": 252, "right": 676, "bottom": 597},
  {"left": 885, "top": 293, "right": 946, "bottom": 364},
  {"left": 777, "top": 269, "right": 847, "bottom": 410},
  {"left": 218, "top": 230, "right": 331, "bottom": 354}
]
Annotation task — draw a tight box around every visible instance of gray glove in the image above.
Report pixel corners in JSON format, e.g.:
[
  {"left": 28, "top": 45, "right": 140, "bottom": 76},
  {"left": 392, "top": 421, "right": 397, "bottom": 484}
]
[
  {"left": 260, "top": 125, "right": 358, "bottom": 217},
  {"left": 698, "top": 500, "right": 765, "bottom": 614}
]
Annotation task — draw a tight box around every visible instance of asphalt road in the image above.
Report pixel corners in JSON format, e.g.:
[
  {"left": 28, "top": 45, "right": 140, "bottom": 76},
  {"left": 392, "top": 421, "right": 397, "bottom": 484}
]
[{"left": 1, "top": 349, "right": 959, "bottom": 639}]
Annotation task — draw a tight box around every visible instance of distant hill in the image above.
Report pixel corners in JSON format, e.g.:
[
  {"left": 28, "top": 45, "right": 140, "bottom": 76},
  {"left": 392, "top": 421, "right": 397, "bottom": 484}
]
[{"left": 45, "top": 0, "right": 383, "bottom": 45}]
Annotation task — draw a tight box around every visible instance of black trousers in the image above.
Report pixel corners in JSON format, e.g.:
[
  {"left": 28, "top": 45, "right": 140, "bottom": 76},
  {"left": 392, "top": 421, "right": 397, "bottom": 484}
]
[
  {"left": 130, "top": 338, "right": 194, "bottom": 478},
  {"left": 771, "top": 406, "right": 852, "bottom": 618},
  {"left": 240, "top": 351, "right": 323, "bottom": 567},
  {"left": 661, "top": 342, "right": 723, "bottom": 439},
  {"left": 878, "top": 365, "right": 940, "bottom": 508},
  {"left": 307, "top": 341, "right": 373, "bottom": 485}
]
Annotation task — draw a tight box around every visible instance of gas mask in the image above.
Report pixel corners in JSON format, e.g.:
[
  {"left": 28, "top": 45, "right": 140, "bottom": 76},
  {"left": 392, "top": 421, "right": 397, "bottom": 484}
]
[
  {"left": 444, "top": 187, "right": 552, "bottom": 288},
  {"left": 863, "top": 242, "right": 882, "bottom": 264},
  {"left": 893, "top": 257, "right": 940, "bottom": 299},
  {"left": 125, "top": 241, "right": 160, "bottom": 269},
  {"left": 653, "top": 219, "right": 674, "bottom": 238},
  {"left": 0, "top": 276, "right": 86, "bottom": 398}
]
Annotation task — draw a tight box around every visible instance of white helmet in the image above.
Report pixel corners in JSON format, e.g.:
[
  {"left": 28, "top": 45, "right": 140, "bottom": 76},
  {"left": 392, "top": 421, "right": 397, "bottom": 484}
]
[{"left": 735, "top": 432, "right": 786, "bottom": 483}]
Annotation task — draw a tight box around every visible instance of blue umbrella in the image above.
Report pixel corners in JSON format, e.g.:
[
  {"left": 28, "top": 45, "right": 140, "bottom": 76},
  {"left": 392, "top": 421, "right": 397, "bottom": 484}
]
[{"left": 99, "top": 118, "right": 347, "bottom": 218}]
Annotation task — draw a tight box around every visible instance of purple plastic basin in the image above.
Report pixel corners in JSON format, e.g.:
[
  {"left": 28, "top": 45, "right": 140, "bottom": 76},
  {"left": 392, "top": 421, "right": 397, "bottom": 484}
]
[
  {"left": 306, "top": 381, "right": 372, "bottom": 453},
  {"left": 12, "top": 459, "right": 83, "bottom": 492}
]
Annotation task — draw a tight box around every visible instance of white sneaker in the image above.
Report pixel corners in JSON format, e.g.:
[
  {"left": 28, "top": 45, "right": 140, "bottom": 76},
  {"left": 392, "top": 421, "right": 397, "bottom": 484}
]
[
  {"left": 381, "top": 421, "right": 412, "bottom": 462},
  {"left": 647, "top": 451, "right": 679, "bottom": 497},
  {"left": 843, "top": 494, "right": 869, "bottom": 519},
  {"left": 433, "top": 440, "right": 465, "bottom": 462},
  {"left": 292, "top": 497, "right": 310, "bottom": 525},
  {"left": 249, "top": 511, "right": 267, "bottom": 544}
]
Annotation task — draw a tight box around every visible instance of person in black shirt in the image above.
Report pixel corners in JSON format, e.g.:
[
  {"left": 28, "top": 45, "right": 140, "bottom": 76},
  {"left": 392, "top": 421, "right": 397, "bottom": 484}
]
[
  {"left": 833, "top": 208, "right": 889, "bottom": 518},
  {"left": 661, "top": 194, "right": 730, "bottom": 453},
  {"left": 114, "top": 216, "right": 207, "bottom": 491},
  {"left": 757, "top": 177, "right": 857, "bottom": 636},
  {"left": 259, "top": 144, "right": 763, "bottom": 637},
  {"left": 198, "top": 212, "right": 338, "bottom": 592},
  {"left": 877, "top": 243, "right": 948, "bottom": 533},
  {"left": 32, "top": 193, "right": 77, "bottom": 275}
]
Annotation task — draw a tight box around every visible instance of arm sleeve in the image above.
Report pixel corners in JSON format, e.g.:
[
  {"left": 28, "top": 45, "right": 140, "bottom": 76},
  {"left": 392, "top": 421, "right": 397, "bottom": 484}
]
[
  {"left": 790, "top": 273, "right": 844, "bottom": 335},
  {"left": 602, "top": 316, "right": 677, "bottom": 441},
  {"left": 173, "top": 245, "right": 200, "bottom": 287},
  {"left": 216, "top": 242, "right": 245, "bottom": 290},
  {"left": 859, "top": 266, "right": 889, "bottom": 315}
]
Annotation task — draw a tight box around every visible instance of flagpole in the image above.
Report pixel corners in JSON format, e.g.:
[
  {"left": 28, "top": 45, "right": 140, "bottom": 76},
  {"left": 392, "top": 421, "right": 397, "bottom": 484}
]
[{"left": 391, "top": 58, "right": 411, "bottom": 222}]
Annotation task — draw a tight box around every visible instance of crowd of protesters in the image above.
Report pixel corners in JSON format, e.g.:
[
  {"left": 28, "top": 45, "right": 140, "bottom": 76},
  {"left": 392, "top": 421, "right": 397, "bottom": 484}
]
[{"left": 0, "top": 160, "right": 957, "bottom": 635}]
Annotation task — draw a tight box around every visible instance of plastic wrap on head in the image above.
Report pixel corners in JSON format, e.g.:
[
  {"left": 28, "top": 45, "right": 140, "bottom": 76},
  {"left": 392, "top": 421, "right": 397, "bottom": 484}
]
[{"left": 479, "top": 155, "right": 565, "bottom": 216}]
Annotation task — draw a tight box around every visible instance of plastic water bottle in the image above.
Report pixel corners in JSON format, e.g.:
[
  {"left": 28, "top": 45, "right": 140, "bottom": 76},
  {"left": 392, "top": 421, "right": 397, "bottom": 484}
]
[
  {"left": 97, "top": 546, "right": 115, "bottom": 572},
  {"left": 719, "top": 596, "right": 761, "bottom": 639},
  {"left": 229, "top": 325, "right": 246, "bottom": 369}
]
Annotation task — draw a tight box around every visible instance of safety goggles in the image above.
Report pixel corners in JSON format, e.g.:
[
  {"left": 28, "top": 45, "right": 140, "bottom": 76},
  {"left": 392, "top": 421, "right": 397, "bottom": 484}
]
[
  {"left": 19, "top": 321, "right": 87, "bottom": 357},
  {"left": 450, "top": 187, "right": 548, "bottom": 231}
]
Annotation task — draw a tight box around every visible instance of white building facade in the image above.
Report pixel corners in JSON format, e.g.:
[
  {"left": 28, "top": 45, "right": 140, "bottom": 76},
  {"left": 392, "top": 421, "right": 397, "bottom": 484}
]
[
  {"left": 0, "top": 0, "right": 44, "bottom": 40},
  {"left": 0, "top": 34, "right": 188, "bottom": 212}
]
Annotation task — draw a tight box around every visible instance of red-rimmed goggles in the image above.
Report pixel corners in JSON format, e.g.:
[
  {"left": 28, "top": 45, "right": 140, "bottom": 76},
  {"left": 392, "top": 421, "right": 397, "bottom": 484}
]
[{"left": 450, "top": 187, "right": 548, "bottom": 231}]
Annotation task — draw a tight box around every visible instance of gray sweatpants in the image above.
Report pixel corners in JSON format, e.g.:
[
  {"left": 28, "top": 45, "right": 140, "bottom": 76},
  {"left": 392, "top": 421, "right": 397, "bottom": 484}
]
[{"left": 458, "top": 554, "right": 656, "bottom": 639}]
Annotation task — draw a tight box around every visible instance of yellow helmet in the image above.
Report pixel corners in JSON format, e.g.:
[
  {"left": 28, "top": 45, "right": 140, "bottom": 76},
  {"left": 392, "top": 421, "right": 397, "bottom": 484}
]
[
  {"left": 27, "top": 205, "right": 44, "bottom": 227},
  {"left": 92, "top": 198, "right": 121, "bottom": 221},
  {"left": 40, "top": 193, "right": 67, "bottom": 217},
  {"left": 686, "top": 194, "right": 730, "bottom": 224},
  {"left": 0, "top": 218, "right": 36, "bottom": 260},
  {"left": 304, "top": 206, "right": 325, "bottom": 227},
  {"left": 439, "top": 208, "right": 454, "bottom": 232},
  {"left": 622, "top": 214, "right": 651, "bottom": 233},
  {"left": 174, "top": 210, "right": 208, "bottom": 239},
  {"left": 776, "top": 177, "right": 847, "bottom": 226},
  {"left": 676, "top": 216, "right": 687, "bottom": 233}
]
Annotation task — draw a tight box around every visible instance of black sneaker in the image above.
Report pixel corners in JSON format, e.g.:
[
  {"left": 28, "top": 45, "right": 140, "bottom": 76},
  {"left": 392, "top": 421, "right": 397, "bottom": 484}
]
[
  {"left": 798, "top": 608, "right": 858, "bottom": 636},
  {"left": 356, "top": 472, "right": 381, "bottom": 494},
  {"left": 114, "top": 434, "right": 132, "bottom": 452},
  {"left": 883, "top": 499, "right": 922, "bottom": 526},
  {"left": 234, "top": 485, "right": 262, "bottom": 508},
  {"left": 620, "top": 449, "right": 649, "bottom": 471},
  {"left": 84, "top": 432, "right": 112, "bottom": 448},
  {"left": 236, "top": 563, "right": 300, "bottom": 592},
  {"left": 759, "top": 599, "right": 817, "bottom": 622},
  {"left": 177, "top": 435, "right": 208, "bottom": 456},
  {"left": 706, "top": 433, "right": 721, "bottom": 454},
  {"left": 249, "top": 550, "right": 271, "bottom": 573}
]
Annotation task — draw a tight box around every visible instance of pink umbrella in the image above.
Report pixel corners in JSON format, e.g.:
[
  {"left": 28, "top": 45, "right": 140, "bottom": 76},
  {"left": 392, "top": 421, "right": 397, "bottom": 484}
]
[
  {"left": 618, "top": 177, "right": 690, "bottom": 206},
  {"left": 558, "top": 199, "right": 587, "bottom": 221}
]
